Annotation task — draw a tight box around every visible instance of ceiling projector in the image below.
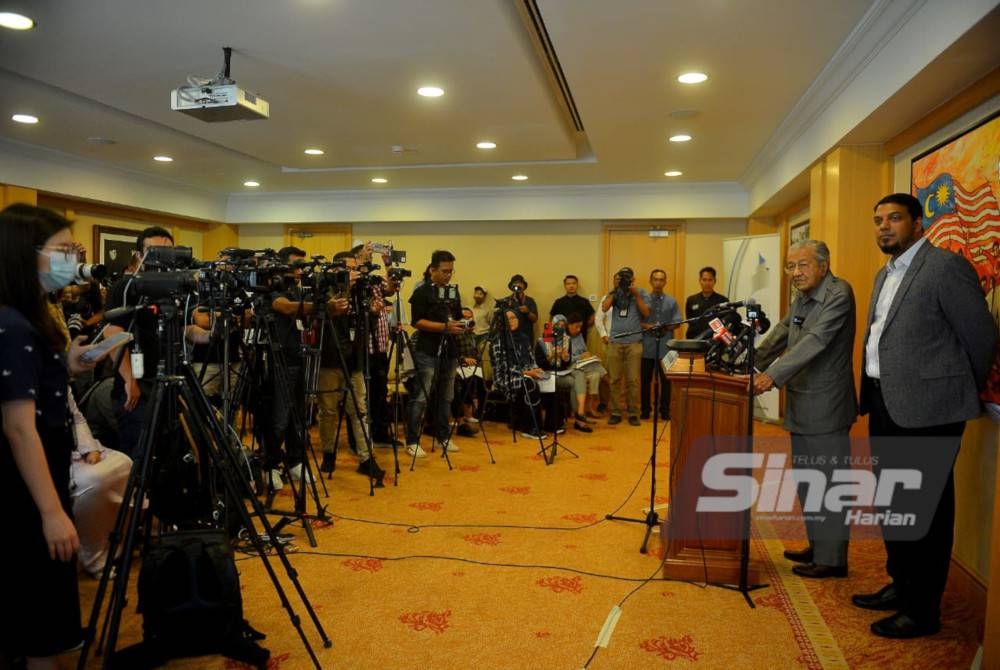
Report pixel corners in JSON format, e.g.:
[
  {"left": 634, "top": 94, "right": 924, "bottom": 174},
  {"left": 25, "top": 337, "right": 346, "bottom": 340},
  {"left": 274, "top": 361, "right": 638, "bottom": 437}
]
[{"left": 170, "top": 83, "right": 269, "bottom": 122}]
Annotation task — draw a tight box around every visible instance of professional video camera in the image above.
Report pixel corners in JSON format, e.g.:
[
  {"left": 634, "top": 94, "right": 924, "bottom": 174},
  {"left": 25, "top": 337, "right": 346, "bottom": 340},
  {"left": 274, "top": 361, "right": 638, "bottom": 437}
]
[
  {"left": 301, "top": 259, "right": 351, "bottom": 296},
  {"left": 388, "top": 266, "right": 412, "bottom": 282}
]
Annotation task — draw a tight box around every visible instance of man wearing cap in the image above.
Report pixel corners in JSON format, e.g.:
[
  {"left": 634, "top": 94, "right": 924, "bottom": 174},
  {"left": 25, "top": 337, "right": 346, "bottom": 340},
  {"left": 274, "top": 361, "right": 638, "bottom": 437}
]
[{"left": 506, "top": 274, "right": 538, "bottom": 337}]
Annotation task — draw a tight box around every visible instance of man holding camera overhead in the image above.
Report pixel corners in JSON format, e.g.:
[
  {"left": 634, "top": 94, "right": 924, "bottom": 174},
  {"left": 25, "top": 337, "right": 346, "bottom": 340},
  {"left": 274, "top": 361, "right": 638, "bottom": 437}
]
[
  {"left": 506, "top": 274, "right": 538, "bottom": 336},
  {"left": 600, "top": 267, "right": 650, "bottom": 426},
  {"left": 405, "top": 250, "right": 466, "bottom": 458}
]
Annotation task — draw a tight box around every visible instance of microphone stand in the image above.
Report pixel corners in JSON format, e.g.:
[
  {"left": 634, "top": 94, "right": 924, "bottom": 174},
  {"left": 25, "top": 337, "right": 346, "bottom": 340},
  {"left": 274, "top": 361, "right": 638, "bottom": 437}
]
[
  {"left": 716, "top": 301, "right": 768, "bottom": 608},
  {"left": 604, "top": 320, "right": 682, "bottom": 553}
]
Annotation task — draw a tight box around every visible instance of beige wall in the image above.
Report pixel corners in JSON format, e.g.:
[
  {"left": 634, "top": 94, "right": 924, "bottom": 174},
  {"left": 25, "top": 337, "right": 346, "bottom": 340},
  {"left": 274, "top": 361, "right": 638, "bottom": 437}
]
[{"left": 681, "top": 219, "right": 747, "bottom": 301}]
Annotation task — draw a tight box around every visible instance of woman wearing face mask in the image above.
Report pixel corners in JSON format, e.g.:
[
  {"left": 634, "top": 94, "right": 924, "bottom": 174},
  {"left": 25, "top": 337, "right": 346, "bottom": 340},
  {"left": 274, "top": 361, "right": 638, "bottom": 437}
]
[{"left": 0, "top": 204, "right": 103, "bottom": 669}]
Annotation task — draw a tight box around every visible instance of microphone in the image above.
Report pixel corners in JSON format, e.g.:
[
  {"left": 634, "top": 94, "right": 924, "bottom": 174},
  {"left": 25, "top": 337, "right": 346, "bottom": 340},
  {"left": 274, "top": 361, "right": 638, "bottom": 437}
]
[
  {"left": 665, "top": 339, "right": 711, "bottom": 353},
  {"left": 711, "top": 297, "right": 759, "bottom": 311},
  {"left": 708, "top": 317, "right": 735, "bottom": 346}
]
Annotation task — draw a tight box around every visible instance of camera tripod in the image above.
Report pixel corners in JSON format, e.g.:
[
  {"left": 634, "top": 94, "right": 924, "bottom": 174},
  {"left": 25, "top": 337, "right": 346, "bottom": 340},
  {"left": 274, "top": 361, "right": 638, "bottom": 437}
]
[
  {"left": 538, "top": 335, "right": 580, "bottom": 464},
  {"left": 78, "top": 299, "right": 330, "bottom": 669},
  {"left": 229, "top": 295, "right": 329, "bottom": 546}
]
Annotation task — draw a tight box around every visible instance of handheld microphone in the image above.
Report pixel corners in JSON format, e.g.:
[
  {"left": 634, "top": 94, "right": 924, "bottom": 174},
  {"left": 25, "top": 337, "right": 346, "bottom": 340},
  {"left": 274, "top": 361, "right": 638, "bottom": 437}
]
[
  {"left": 708, "top": 317, "right": 735, "bottom": 345},
  {"left": 712, "top": 297, "right": 759, "bottom": 311}
]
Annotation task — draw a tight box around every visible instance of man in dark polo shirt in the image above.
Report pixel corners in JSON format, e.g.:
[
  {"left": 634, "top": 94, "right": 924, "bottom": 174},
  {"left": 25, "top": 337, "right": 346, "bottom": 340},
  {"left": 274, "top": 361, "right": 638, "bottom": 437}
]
[
  {"left": 549, "top": 274, "right": 595, "bottom": 339},
  {"left": 685, "top": 266, "right": 728, "bottom": 337}
]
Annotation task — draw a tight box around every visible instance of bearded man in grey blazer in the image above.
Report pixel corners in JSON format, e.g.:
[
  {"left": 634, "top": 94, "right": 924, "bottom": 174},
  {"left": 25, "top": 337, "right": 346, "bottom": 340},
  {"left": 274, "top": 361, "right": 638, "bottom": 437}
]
[
  {"left": 852, "top": 193, "right": 996, "bottom": 639},
  {"left": 754, "top": 239, "right": 857, "bottom": 579}
]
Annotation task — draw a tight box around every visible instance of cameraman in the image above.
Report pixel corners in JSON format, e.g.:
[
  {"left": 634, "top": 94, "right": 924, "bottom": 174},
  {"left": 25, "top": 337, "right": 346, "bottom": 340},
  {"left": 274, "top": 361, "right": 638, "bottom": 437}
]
[
  {"left": 351, "top": 241, "right": 399, "bottom": 448},
  {"left": 104, "top": 227, "right": 210, "bottom": 459},
  {"left": 260, "top": 246, "right": 311, "bottom": 487},
  {"left": 599, "top": 266, "right": 650, "bottom": 426},
  {"left": 405, "top": 250, "right": 465, "bottom": 458},
  {"left": 506, "top": 274, "right": 537, "bottom": 336}
]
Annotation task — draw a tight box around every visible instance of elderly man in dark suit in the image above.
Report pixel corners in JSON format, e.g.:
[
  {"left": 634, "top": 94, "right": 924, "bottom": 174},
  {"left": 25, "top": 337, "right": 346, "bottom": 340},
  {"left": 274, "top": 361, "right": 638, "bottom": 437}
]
[
  {"left": 853, "top": 193, "right": 996, "bottom": 639},
  {"left": 754, "top": 239, "right": 857, "bottom": 579}
]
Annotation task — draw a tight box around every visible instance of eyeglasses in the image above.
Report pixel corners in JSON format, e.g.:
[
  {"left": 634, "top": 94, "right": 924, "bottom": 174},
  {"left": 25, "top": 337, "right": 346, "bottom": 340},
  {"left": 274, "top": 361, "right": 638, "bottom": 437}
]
[
  {"left": 36, "top": 245, "right": 78, "bottom": 262},
  {"left": 783, "top": 261, "right": 814, "bottom": 274}
]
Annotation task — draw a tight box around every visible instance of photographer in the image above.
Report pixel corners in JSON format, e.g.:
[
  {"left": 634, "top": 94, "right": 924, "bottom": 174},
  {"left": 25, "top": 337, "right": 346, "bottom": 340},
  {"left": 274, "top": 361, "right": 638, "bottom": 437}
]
[
  {"left": 260, "top": 246, "right": 312, "bottom": 487},
  {"left": 405, "top": 250, "right": 465, "bottom": 458},
  {"left": 600, "top": 266, "right": 650, "bottom": 426},
  {"left": 316, "top": 251, "right": 384, "bottom": 482},
  {"left": 505, "top": 274, "right": 538, "bottom": 336},
  {"left": 104, "top": 227, "right": 210, "bottom": 459}
]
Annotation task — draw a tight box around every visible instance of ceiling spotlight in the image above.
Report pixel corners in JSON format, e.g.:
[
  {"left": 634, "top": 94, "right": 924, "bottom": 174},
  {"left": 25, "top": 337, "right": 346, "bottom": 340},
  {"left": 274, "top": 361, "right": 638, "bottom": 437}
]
[
  {"left": 669, "top": 134, "right": 692, "bottom": 143},
  {"left": 0, "top": 12, "right": 35, "bottom": 30},
  {"left": 371, "top": 177, "right": 388, "bottom": 184},
  {"left": 417, "top": 86, "right": 444, "bottom": 98},
  {"left": 678, "top": 72, "right": 708, "bottom": 84},
  {"left": 304, "top": 148, "right": 325, "bottom": 155},
  {"left": 11, "top": 113, "right": 38, "bottom": 124},
  {"left": 664, "top": 171, "right": 683, "bottom": 177},
  {"left": 152, "top": 155, "right": 173, "bottom": 162},
  {"left": 243, "top": 180, "right": 260, "bottom": 187},
  {"left": 511, "top": 175, "right": 528, "bottom": 181},
  {"left": 476, "top": 141, "right": 497, "bottom": 150}
]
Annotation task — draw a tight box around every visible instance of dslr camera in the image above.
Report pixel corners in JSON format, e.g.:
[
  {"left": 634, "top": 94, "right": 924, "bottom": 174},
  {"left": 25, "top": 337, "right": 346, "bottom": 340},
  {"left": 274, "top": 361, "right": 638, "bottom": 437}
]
[{"left": 616, "top": 267, "right": 634, "bottom": 291}]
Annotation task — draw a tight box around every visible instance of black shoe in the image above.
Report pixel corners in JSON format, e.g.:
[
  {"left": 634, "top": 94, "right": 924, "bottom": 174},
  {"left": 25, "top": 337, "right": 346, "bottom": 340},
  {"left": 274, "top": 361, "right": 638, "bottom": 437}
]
[
  {"left": 871, "top": 612, "right": 940, "bottom": 639},
  {"left": 640, "top": 411, "right": 651, "bottom": 420},
  {"left": 852, "top": 584, "right": 901, "bottom": 611},
  {"left": 320, "top": 453, "right": 336, "bottom": 474},
  {"left": 628, "top": 415, "right": 641, "bottom": 426},
  {"left": 792, "top": 563, "right": 847, "bottom": 579},
  {"left": 608, "top": 414, "right": 622, "bottom": 425},
  {"left": 456, "top": 423, "right": 478, "bottom": 437},
  {"left": 597, "top": 403, "right": 607, "bottom": 413},
  {"left": 575, "top": 413, "right": 593, "bottom": 424},
  {"left": 356, "top": 458, "right": 385, "bottom": 481},
  {"left": 783, "top": 546, "right": 813, "bottom": 563},
  {"left": 574, "top": 420, "right": 593, "bottom": 433}
]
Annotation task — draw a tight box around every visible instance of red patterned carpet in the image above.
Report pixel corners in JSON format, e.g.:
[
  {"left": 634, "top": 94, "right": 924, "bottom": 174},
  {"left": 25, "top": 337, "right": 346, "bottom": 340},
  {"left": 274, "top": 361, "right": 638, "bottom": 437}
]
[{"left": 75, "top": 419, "right": 983, "bottom": 669}]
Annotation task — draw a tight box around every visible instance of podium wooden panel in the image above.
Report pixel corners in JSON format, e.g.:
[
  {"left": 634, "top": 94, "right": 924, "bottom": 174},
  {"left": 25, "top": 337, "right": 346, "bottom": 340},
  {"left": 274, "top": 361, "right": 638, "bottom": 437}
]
[{"left": 660, "top": 354, "right": 760, "bottom": 584}]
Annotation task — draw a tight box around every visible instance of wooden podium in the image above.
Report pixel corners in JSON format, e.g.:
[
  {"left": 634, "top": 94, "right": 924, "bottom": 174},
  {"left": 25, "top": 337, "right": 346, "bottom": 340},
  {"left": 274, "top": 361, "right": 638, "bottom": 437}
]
[{"left": 659, "top": 354, "right": 760, "bottom": 584}]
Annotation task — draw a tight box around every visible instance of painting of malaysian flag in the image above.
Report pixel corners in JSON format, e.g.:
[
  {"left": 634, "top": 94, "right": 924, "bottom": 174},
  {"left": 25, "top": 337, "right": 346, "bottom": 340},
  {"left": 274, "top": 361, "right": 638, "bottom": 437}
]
[{"left": 911, "top": 110, "right": 1000, "bottom": 407}]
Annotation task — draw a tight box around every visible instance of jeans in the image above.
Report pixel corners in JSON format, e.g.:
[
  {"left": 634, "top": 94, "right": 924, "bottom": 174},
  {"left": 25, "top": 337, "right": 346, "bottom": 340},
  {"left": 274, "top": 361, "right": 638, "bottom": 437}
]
[{"left": 406, "top": 351, "right": 459, "bottom": 444}]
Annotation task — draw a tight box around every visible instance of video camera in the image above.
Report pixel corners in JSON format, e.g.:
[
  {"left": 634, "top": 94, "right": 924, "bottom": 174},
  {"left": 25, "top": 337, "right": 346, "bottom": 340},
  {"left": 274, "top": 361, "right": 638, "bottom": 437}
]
[{"left": 616, "top": 267, "right": 634, "bottom": 291}]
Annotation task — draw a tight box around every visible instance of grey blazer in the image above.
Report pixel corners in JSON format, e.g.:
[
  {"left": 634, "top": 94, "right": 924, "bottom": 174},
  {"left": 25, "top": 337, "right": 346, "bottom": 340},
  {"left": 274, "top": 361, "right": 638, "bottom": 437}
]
[
  {"left": 755, "top": 272, "right": 858, "bottom": 435},
  {"left": 860, "top": 241, "right": 997, "bottom": 428}
]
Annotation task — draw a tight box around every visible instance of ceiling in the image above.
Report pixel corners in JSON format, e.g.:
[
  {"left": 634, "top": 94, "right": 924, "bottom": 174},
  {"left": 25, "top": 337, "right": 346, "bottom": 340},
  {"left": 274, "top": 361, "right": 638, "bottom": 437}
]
[{"left": 0, "top": 0, "right": 998, "bottom": 202}]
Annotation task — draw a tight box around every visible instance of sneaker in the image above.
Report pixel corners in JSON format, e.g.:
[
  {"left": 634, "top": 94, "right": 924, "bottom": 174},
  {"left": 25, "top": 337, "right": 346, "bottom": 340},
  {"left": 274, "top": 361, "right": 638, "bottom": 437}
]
[
  {"left": 520, "top": 431, "right": 548, "bottom": 440},
  {"left": 288, "top": 462, "right": 314, "bottom": 484},
  {"left": 406, "top": 443, "right": 427, "bottom": 458},
  {"left": 628, "top": 416, "right": 641, "bottom": 427},
  {"left": 435, "top": 438, "right": 460, "bottom": 453},
  {"left": 268, "top": 469, "right": 284, "bottom": 491},
  {"left": 608, "top": 414, "right": 622, "bottom": 426},
  {"left": 555, "top": 426, "right": 566, "bottom": 435}
]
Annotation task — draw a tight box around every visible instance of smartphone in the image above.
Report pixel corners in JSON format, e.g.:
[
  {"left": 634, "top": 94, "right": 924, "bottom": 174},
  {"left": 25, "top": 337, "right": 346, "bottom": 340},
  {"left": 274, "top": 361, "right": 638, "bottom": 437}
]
[{"left": 81, "top": 332, "right": 133, "bottom": 363}]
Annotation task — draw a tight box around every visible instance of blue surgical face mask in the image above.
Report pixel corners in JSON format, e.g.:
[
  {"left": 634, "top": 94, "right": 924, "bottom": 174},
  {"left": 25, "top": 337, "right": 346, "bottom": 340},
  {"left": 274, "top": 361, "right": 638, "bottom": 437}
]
[{"left": 38, "top": 249, "right": 79, "bottom": 293}]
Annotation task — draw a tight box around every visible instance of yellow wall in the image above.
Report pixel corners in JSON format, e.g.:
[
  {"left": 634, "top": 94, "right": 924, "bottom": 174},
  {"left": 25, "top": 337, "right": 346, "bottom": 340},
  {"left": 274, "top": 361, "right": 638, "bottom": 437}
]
[{"left": 1, "top": 184, "right": 37, "bottom": 208}]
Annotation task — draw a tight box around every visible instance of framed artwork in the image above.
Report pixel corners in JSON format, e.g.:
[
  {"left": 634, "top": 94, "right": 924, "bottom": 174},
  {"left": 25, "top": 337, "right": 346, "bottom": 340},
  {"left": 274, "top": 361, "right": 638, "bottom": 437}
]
[
  {"left": 93, "top": 225, "right": 138, "bottom": 280},
  {"left": 789, "top": 220, "right": 810, "bottom": 245},
  {"left": 911, "top": 109, "right": 1000, "bottom": 409}
]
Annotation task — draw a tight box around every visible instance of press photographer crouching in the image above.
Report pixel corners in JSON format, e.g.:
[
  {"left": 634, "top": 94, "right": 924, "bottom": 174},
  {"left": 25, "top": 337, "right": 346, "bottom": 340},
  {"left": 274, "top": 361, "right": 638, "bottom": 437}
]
[{"left": 104, "top": 227, "right": 210, "bottom": 460}]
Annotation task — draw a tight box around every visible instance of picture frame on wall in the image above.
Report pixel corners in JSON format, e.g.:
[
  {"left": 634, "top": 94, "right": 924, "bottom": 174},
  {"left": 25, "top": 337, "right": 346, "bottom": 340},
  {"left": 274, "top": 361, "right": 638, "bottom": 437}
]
[
  {"left": 93, "top": 225, "right": 138, "bottom": 280},
  {"left": 789, "top": 220, "right": 810, "bottom": 245}
]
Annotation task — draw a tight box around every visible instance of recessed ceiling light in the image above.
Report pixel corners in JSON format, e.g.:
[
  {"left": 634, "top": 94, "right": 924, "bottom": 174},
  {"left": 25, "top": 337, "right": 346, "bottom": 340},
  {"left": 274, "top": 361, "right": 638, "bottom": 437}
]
[
  {"left": 669, "top": 134, "right": 692, "bottom": 143},
  {"left": 0, "top": 12, "right": 35, "bottom": 30},
  {"left": 371, "top": 177, "right": 388, "bottom": 184},
  {"left": 243, "top": 180, "right": 260, "bottom": 187},
  {"left": 664, "top": 171, "right": 683, "bottom": 177},
  {"left": 476, "top": 141, "right": 497, "bottom": 150},
  {"left": 304, "top": 148, "right": 325, "bottom": 155},
  {"left": 511, "top": 174, "right": 528, "bottom": 181},
  {"left": 11, "top": 113, "right": 38, "bottom": 124},
  {"left": 678, "top": 72, "right": 708, "bottom": 85},
  {"left": 152, "top": 155, "right": 173, "bottom": 162},
  {"left": 417, "top": 86, "right": 444, "bottom": 98}
]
